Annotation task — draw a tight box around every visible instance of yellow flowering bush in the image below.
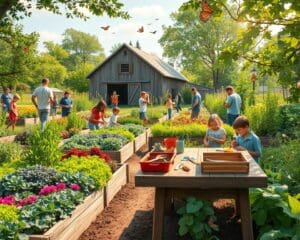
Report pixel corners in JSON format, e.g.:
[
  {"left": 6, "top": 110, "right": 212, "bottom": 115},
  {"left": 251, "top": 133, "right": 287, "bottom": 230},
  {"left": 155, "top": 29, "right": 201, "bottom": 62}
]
[{"left": 18, "top": 105, "right": 37, "bottom": 118}]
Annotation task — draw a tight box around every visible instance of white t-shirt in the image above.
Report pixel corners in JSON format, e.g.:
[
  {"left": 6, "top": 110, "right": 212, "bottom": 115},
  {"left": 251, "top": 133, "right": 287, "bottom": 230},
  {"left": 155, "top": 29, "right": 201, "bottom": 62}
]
[
  {"left": 32, "top": 86, "right": 53, "bottom": 110},
  {"left": 108, "top": 114, "right": 118, "bottom": 127},
  {"left": 139, "top": 97, "right": 147, "bottom": 112}
]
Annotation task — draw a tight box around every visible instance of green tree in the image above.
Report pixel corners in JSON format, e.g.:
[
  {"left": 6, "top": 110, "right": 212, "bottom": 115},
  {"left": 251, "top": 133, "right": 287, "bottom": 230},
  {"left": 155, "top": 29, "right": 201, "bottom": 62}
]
[
  {"left": 135, "top": 40, "right": 141, "bottom": 49},
  {"left": 0, "top": 0, "right": 129, "bottom": 23},
  {"left": 62, "top": 28, "right": 105, "bottom": 69},
  {"left": 180, "top": 0, "right": 300, "bottom": 102},
  {"left": 0, "top": 23, "right": 38, "bottom": 88},
  {"left": 159, "top": 10, "right": 238, "bottom": 90},
  {"left": 32, "top": 53, "right": 67, "bottom": 88},
  {"left": 44, "top": 41, "right": 69, "bottom": 65},
  {"left": 64, "top": 63, "right": 94, "bottom": 92}
]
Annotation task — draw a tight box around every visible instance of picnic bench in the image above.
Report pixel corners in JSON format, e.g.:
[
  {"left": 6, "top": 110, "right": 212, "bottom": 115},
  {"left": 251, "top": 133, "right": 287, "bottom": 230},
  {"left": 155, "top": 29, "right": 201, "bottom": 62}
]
[{"left": 135, "top": 148, "right": 268, "bottom": 240}]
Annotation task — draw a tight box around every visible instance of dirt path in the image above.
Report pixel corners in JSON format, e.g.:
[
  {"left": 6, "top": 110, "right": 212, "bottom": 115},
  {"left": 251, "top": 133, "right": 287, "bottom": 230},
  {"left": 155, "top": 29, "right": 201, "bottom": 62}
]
[{"left": 79, "top": 146, "right": 242, "bottom": 240}]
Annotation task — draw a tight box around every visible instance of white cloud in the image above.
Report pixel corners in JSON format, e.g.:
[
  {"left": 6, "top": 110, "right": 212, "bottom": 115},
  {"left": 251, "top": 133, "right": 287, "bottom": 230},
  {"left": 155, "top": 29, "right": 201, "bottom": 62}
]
[
  {"left": 39, "top": 31, "right": 62, "bottom": 43},
  {"left": 129, "top": 5, "right": 166, "bottom": 19}
]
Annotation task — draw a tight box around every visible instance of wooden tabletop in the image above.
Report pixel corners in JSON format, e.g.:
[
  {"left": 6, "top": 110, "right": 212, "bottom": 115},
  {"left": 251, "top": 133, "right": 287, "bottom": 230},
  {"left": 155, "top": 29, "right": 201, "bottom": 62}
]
[{"left": 135, "top": 148, "right": 268, "bottom": 189}]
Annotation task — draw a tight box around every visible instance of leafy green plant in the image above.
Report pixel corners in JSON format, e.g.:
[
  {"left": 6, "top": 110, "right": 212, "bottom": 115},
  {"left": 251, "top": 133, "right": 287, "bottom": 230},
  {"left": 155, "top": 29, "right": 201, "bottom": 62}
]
[
  {"left": 130, "top": 108, "right": 165, "bottom": 119},
  {"left": 0, "top": 165, "right": 59, "bottom": 196},
  {"left": 20, "top": 189, "right": 85, "bottom": 234},
  {"left": 24, "top": 123, "right": 62, "bottom": 167},
  {"left": 63, "top": 133, "right": 128, "bottom": 151},
  {"left": 278, "top": 103, "right": 300, "bottom": 139},
  {"left": 93, "top": 127, "right": 135, "bottom": 141},
  {"left": 118, "top": 116, "right": 143, "bottom": 125},
  {"left": 177, "top": 197, "right": 219, "bottom": 240},
  {"left": 181, "top": 85, "right": 191, "bottom": 105},
  {"left": 261, "top": 140, "right": 300, "bottom": 194},
  {"left": 72, "top": 95, "right": 94, "bottom": 112},
  {"left": 121, "top": 124, "right": 145, "bottom": 137},
  {"left": 66, "top": 112, "right": 86, "bottom": 130},
  {"left": 250, "top": 184, "right": 300, "bottom": 239},
  {"left": 55, "top": 155, "right": 112, "bottom": 189},
  {"left": 0, "top": 205, "right": 23, "bottom": 240},
  {"left": 204, "top": 93, "right": 227, "bottom": 121},
  {"left": 0, "top": 142, "right": 23, "bottom": 166}
]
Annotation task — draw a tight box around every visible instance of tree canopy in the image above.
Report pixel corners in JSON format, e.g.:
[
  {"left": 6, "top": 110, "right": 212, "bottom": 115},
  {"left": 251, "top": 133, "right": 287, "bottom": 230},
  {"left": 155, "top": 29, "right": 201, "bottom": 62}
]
[{"left": 180, "top": 0, "right": 300, "bottom": 101}]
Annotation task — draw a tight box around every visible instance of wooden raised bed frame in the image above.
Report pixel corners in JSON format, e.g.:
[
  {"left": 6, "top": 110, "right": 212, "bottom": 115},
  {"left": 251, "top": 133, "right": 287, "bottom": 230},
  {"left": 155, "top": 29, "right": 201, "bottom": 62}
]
[
  {"left": 134, "top": 131, "right": 147, "bottom": 152},
  {"left": 29, "top": 189, "right": 105, "bottom": 240},
  {"left": 105, "top": 141, "right": 134, "bottom": 163},
  {"left": 28, "top": 164, "right": 129, "bottom": 240}
]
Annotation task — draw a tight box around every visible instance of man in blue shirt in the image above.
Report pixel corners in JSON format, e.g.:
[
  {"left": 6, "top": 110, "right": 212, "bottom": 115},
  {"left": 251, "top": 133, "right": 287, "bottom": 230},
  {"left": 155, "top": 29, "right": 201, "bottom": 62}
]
[
  {"left": 1, "top": 87, "right": 13, "bottom": 113},
  {"left": 191, "top": 87, "right": 201, "bottom": 119},
  {"left": 232, "top": 116, "right": 262, "bottom": 162},
  {"left": 59, "top": 91, "right": 73, "bottom": 117},
  {"left": 224, "top": 86, "right": 242, "bottom": 126}
]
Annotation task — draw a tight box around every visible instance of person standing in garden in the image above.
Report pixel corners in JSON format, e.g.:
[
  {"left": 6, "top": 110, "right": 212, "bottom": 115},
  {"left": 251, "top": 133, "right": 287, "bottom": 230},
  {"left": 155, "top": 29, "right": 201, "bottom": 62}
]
[
  {"left": 1, "top": 87, "right": 13, "bottom": 113},
  {"left": 139, "top": 91, "right": 150, "bottom": 124},
  {"left": 88, "top": 99, "right": 107, "bottom": 130},
  {"left": 175, "top": 92, "right": 182, "bottom": 112},
  {"left": 32, "top": 78, "right": 53, "bottom": 131},
  {"left": 224, "top": 86, "right": 242, "bottom": 126},
  {"left": 191, "top": 87, "right": 201, "bottom": 119},
  {"left": 59, "top": 91, "right": 73, "bottom": 117},
  {"left": 166, "top": 94, "right": 174, "bottom": 120},
  {"left": 6, "top": 94, "right": 21, "bottom": 131},
  {"left": 110, "top": 91, "right": 119, "bottom": 107}
]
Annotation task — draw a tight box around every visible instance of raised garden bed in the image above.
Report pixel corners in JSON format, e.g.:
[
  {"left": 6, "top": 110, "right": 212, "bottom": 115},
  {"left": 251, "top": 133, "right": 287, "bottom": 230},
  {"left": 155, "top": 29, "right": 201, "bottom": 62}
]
[
  {"left": 134, "top": 131, "right": 147, "bottom": 152},
  {"left": 28, "top": 189, "right": 105, "bottom": 240},
  {"left": 104, "top": 141, "right": 134, "bottom": 164},
  {"left": 104, "top": 163, "right": 129, "bottom": 206}
]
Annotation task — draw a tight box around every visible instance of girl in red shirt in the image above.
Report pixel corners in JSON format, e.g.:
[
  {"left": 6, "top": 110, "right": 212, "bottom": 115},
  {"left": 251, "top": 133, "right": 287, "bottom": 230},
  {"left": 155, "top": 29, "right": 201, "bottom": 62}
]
[
  {"left": 88, "top": 100, "right": 107, "bottom": 130},
  {"left": 7, "top": 94, "right": 21, "bottom": 131}
]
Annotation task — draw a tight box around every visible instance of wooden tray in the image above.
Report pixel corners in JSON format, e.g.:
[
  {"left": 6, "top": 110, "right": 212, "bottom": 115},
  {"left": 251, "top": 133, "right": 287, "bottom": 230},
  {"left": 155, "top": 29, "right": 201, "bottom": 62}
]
[{"left": 201, "top": 152, "right": 249, "bottom": 173}]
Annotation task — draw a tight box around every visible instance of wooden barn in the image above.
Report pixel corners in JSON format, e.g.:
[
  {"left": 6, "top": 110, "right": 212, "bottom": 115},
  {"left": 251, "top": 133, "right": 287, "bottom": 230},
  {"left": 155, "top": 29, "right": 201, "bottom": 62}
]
[{"left": 87, "top": 43, "right": 191, "bottom": 105}]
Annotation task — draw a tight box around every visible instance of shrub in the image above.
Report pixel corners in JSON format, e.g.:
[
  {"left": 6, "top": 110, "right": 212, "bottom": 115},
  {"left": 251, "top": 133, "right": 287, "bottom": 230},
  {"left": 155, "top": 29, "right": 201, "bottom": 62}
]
[
  {"left": 93, "top": 127, "right": 135, "bottom": 141},
  {"left": 0, "top": 143, "right": 23, "bottom": 166},
  {"left": 55, "top": 155, "right": 112, "bottom": 189},
  {"left": 261, "top": 140, "right": 300, "bottom": 194},
  {"left": 24, "top": 123, "right": 62, "bottom": 167},
  {"left": 0, "top": 160, "right": 24, "bottom": 179},
  {"left": 181, "top": 85, "right": 192, "bottom": 105},
  {"left": 0, "top": 205, "right": 22, "bottom": 240},
  {"left": 118, "top": 116, "right": 143, "bottom": 125},
  {"left": 0, "top": 205, "right": 19, "bottom": 222},
  {"left": 204, "top": 93, "right": 227, "bottom": 121},
  {"left": 0, "top": 165, "right": 59, "bottom": 196},
  {"left": 18, "top": 105, "right": 37, "bottom": 118},
  {"left": 73, "top": 96, "right": 93, "bottom": 112},
  {"left": 278, "top": 103, "right": 300, "bottom": 139},
  {"left": 66, "top": 112, "right": 86, "bottom": 130}
]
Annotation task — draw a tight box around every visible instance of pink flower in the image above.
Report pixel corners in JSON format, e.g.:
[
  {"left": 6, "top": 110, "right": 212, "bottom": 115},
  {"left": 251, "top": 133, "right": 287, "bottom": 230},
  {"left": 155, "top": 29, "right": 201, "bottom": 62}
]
[
  {"left": 18, "top": 195, "right": 38, "bottom": 207},
  {"left": 0, "top": 195, "right": 16, "bottom": 205},
  {"left": 70, "top": 184, "right": 81, "bottom": 191},
  {"left": 39, "top": 185, "right": 58, "bottom": 195},
  {"left": 56, "top": 183, "right": 66, "bottom": 191}
]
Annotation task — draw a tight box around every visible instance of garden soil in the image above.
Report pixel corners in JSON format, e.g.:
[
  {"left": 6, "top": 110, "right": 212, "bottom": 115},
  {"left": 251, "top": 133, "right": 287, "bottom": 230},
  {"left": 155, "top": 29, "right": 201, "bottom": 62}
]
[{"left": 79, "top": 146, "right": 243, "bottom": 240}]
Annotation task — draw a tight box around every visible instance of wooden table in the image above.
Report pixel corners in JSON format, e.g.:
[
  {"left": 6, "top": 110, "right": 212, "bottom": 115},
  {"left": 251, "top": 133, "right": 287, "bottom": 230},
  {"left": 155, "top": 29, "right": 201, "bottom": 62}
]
[{"left": 135, "top": 148, "right": 268, "bottom": 240}]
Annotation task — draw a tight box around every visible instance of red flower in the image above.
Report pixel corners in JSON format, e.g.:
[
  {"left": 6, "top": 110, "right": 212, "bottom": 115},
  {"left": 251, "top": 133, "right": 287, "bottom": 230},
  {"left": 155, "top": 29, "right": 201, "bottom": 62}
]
[
  {"left": 56, "top": 182, "right": 66, "bottom": 191},
  {"left": 18, "top": 195, "right": 38, "bottom": 207},
  {"left": 39, "top": 185, "right": 58, "bottom": 195},
  {"left": 89, "top": 147, "right": 111, "bottom": 162},
  {"left": 0, "top": 195, "right": 16, "bottom": 205},
  {"left": 70, "top": 184, "right": 81, "bottom": 191}
]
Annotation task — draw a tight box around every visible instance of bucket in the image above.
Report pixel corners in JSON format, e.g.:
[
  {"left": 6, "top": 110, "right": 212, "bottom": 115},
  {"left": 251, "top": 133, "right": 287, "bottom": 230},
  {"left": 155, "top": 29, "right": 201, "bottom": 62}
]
[
  {"left": 176, "top": 140, "right": 184, "bottom": 154},
  {"left": 163, "top": 137, "right": 178, "bottom": 149}
]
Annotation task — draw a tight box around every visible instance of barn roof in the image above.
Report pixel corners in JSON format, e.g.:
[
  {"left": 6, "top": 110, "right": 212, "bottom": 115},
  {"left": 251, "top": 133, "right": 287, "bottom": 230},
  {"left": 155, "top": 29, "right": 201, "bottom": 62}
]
[{"left": 87, "top": 43, "right": 188, "bottom": 82}]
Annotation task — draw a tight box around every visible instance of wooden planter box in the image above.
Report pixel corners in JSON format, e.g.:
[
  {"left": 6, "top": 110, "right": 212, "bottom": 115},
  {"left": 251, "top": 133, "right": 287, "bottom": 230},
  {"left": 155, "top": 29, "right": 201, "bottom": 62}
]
[
  {"left": 29, "top": 189, "right": 105, "bottom": 240},
  {"left": 104, "top": 141, "right": 134, "bottom": 163},
  {"left": 148, "top": 136, "right": 203, "bottom": 150},
  {"left": 0, "top": 135, "right": 16, "bottom": 143},
  {"left": 134, "top": 131, "right": 147, "bottom": 152},
  {"left": 104, "top": 164, "right": 129, "bottom": 206}
]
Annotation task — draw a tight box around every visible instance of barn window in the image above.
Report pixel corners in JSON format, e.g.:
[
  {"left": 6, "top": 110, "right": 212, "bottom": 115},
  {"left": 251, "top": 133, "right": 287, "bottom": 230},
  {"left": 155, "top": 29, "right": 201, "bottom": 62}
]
[{"left": 119, "top": 64, "right": 132, "bottom": 74}]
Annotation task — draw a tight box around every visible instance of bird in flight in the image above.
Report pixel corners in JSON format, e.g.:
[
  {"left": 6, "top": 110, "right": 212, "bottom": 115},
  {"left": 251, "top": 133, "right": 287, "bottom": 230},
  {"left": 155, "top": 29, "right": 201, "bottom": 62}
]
[
  {"left": 150, "top": 31, "right": 157, "bottom": 34},
  {"left": 137, "top": 26, "right": 144, "bottom": 33},
  {"left": 101, "top": 26, "right": 110, "bottom": 30}
]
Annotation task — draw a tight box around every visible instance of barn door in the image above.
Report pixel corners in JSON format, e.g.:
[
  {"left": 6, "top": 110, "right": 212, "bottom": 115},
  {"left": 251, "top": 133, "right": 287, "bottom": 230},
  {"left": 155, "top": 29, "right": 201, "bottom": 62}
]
[{"left": 128, "top": 83, "right": 141, "bottom": 105}]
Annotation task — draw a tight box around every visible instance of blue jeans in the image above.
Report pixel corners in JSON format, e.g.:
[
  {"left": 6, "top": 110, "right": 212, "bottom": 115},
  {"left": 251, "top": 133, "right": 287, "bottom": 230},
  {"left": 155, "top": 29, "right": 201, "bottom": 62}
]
[
  {"left": 191, "top": 109, "right": 200, "bottom": 119},
  {"left": 88, "top": 122, "right": 100, "bottom": 130},
  {"left": 227, "top": 114, "right": 239, "bottom": 126},
  {"left": 168, "top": 108, "right": 172, "bottom": 120},
  {"left": 39, "top": 109, "right": 50, "bottom": 131},
  {"left": 139, "top": 112, "right": 147, "bottom": 120}
]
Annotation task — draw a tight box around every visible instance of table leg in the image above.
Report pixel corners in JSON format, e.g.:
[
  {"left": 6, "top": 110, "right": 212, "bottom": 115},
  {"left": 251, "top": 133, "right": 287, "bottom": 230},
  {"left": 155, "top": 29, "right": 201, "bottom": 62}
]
[
  {"left": 239, "top": 189, "right": 254, "bottom": 240},
  {"left": 152, "top": 188, "right": 165, "bottom": 240}
]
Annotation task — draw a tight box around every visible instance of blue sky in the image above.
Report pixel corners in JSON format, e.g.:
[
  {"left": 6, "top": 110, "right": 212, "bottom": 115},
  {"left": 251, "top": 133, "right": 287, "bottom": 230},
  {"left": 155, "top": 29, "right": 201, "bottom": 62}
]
[{"left": 19, "top": 0, "right": 186, "bottom": 58}]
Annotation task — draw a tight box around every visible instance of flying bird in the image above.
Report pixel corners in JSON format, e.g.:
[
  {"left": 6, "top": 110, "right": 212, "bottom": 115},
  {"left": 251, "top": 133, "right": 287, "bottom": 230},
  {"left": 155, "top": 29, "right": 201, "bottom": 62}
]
[
  {"left": 199, "top": 0, "right": 213, "bottom": 22},
  {"left": 137, "top": 26, "right": 144, "bottom": 33},
  {"left": 150, "top": 31, "right": 157, "bottom": 34},
  {"left": 101, "top": 25, "right": 110, "bottom": 30}
]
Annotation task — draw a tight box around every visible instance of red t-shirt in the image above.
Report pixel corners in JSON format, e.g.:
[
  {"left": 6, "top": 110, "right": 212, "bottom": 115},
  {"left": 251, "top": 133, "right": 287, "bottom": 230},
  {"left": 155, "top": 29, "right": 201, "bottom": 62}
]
[
  {"left": 9, "top": 102, "right": 18, "bottom": 122},
  {"left": 89, "top": 108, "right": 103, "bottom": 124}
]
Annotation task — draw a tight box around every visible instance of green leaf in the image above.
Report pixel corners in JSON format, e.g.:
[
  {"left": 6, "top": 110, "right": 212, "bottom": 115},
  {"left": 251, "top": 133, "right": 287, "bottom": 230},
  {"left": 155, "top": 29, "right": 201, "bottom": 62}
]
[
  {"left": 288, "top": 195, "right": 300, "bottom": 215},
  {"left": 253, "top": 209, "right": 267, "bottom": 226},
  {"left": 179, "top": 225, "right": 188, "bottom": 236},
  {"left": 186, "top": 200, "right": 203, "bottom": 213}
]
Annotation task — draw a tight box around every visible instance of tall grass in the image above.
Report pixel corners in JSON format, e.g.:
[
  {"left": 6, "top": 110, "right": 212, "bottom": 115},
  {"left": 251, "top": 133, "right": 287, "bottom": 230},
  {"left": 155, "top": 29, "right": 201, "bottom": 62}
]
[{"left": 204, "top": 93, "right": 227, "bottom": 120}]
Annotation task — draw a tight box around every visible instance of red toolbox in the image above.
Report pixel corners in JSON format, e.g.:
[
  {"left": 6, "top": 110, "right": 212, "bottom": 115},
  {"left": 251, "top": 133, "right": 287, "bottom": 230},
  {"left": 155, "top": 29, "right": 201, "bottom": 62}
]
[{"left": 140, "top": 152, "right": 176, "bottom": 172}]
